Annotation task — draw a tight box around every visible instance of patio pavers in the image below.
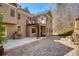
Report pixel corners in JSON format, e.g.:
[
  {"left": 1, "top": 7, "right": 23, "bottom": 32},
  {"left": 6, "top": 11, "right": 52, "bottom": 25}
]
[
  {"left": 4, "top": 36, "right": 74, "bottom": 56},
  {"left": 4, "top": 37, "right": 45, "bottom": 51}
]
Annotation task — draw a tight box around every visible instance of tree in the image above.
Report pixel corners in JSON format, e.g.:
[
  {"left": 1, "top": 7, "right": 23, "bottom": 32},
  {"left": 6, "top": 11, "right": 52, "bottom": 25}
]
[{"left": 53, "top": 3, "right": 76, "bottom": 34}]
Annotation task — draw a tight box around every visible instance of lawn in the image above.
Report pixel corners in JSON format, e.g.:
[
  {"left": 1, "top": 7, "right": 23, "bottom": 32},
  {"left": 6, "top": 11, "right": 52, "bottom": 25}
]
[{"left": 56, "top": 27, "right": 74, "bottom": 36}]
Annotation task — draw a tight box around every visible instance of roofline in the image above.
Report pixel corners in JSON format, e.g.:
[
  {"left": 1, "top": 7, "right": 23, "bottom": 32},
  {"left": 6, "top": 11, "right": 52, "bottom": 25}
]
[
  {"left": 3, "top": 3, "right": 52, "bottom": 18},
  {"left": 4, "top": 3, "right": 32, "bottom": 17},
  {"left": 32, "top": 10, "right": 52, "bottom": 18},
  {"left": 18, "top": 8, "right": 33, "bottom": 17}
]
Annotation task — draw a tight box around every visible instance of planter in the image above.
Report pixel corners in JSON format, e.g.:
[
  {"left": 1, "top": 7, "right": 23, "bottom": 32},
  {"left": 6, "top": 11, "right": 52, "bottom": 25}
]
[{"left": 0, "top": 45, "right": 4, "bottom": 56}]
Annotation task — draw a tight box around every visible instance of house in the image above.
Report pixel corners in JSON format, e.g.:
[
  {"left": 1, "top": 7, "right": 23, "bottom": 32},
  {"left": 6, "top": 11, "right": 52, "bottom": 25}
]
[
  {"left": 0, "top": 3, "right": 53, "bottom": 39},
  {"left": 1, "top": 3, "right": 32, "bottom": 39},
  {"left": 26, "top": 11, "right": 53, "bottom": 37}
]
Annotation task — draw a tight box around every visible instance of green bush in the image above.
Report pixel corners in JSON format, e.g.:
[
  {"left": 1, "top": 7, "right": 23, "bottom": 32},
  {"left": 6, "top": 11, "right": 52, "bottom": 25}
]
[
  {"left": 57, "top": 27, "right": 74, "bottom": 36},
  {"left": 0, "top": 7, "right": 6, "bottom": 45}
]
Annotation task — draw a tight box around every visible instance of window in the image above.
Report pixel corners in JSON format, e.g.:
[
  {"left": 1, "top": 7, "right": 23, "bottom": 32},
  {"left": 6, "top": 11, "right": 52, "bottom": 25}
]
[
  {"left": 17, "top": 26, "right": 21, "bottom": 31},
  {"left": 32, "top": 28, "right": 36, "bottom": 33},
  {"left": 17, "top": 13, "right": 21, "bottom": 19},
  {"left": 2, "top": 25, "right": 7, "bottom": 37},
  {"left": 10, "top": 9, "right": 15, "bottom": 17},
  {"left": 30, "top": 17, "right": 31, "bottom": 20}
]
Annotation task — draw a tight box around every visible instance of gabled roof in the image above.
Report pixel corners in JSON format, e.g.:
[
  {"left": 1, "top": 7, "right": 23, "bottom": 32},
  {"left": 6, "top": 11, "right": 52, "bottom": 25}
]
[{"left": 33, "top": 10, "right": 53, "bottom": 18}]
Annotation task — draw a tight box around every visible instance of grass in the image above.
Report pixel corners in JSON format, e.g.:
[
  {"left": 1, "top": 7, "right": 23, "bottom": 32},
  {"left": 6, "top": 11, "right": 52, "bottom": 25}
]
[{"left": 56, "top": 27, "right": 74, "bottom": 36}]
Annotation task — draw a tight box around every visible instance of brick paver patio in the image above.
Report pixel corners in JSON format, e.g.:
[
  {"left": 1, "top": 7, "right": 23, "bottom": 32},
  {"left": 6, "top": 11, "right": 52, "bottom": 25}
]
[{"left": 4, "top": 36, "right": 74, "bottom": 56}]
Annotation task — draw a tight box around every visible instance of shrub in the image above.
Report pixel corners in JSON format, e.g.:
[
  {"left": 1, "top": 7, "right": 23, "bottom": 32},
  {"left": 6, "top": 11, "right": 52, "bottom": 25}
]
[
  {"left": 0, "top": 6, "right": 6, "bottom": 45},
  {"left": 57, "top": 27, "right": 74, "bottom": 37}
]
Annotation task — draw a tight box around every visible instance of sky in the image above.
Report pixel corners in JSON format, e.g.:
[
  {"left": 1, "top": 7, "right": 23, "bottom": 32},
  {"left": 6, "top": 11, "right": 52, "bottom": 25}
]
[{"left": 19, "top": 3, "right": 56, "bottom": 14}]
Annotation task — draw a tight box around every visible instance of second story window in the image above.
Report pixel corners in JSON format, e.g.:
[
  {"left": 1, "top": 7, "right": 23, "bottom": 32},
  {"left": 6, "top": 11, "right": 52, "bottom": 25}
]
[
  {"left": 17, "top": 13, "right": 21, "bottom": 20},
  {"left": 10, "top": 8, "right": 15, "bottom": 17}
]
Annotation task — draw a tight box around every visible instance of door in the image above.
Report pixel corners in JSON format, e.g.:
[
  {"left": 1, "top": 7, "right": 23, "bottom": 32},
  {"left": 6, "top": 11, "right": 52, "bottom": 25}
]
[{"left": 41, "top": 26, "right": 46, "bottom": 36}]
